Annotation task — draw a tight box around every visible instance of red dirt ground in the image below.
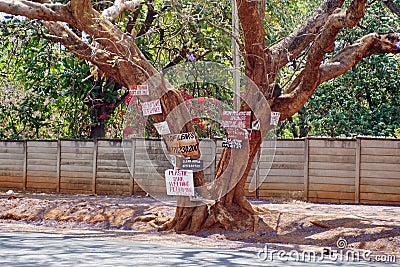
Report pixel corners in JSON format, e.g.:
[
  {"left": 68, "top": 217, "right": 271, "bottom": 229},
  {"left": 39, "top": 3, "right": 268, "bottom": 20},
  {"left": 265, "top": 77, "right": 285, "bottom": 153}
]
[{"left": 0, "top": 191, "right": 399, "bottom": 262}]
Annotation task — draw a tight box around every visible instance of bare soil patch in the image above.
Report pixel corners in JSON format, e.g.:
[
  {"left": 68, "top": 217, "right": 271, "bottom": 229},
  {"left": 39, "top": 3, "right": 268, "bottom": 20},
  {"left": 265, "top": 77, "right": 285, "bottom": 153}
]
[{"left": 0, "top": 191, "right": 399, "bottom": 260}]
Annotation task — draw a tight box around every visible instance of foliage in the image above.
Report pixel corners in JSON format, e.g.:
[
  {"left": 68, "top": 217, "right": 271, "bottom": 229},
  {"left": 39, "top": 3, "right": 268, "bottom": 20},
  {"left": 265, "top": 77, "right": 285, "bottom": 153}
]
[
  {"left": 277, "top": 0, "right": 400, "bottom": 138},
  {"left": 133, "top": 0, "right": 232, "bottom": 68},
  {"left": 264, "top": 0, "right": 319, "bottom": 47},
  {"left": 300, "top": 55, "right": 400, "bottom": 137},
  {"left": 0, "top": 16, "right": 130, "bottom": 139},
  {"left": 0, "top": 18, "right": 93, "bottom": 139},
  {"left": 0, "top": 0, "right": 399, "bottom": 139}
]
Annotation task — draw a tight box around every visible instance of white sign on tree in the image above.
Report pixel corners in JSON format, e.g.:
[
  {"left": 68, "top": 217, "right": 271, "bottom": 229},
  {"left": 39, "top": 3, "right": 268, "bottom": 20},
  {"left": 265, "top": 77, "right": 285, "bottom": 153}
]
[
  {"left": 165, "top": 169, "right": 194, "bottom": 196},
  {"left": 270, "top": 112, "right": 281, "bottom": 126},
  {"left": 128, "top": 84, "right": 149, "bottom": 96},
  {"left": 154, "top": 121, "right": 170, "bottom": 135},
  {"left": 141, "top": 99, "right": 162, "bottom": 115}
]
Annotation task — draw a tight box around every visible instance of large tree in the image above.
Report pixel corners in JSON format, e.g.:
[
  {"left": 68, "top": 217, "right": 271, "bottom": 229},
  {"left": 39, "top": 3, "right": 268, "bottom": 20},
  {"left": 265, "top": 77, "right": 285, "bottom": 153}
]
[{"left": 0, "top": 0, "right": 399, "bottom": 233}]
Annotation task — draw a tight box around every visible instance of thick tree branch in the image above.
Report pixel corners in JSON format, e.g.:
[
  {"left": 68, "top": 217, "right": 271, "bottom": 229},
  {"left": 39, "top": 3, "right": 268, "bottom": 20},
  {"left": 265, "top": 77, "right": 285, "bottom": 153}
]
[
  {"left": 102, "top": 0, "right": 141, "bottom": 20},
  {"left": 137, "top": 1, "right": 156, "bottom": 37},
  {"left": 69, "top": 0, "right": 134, "bottom": 53},
  {"left": 0, "top": 1, "right": 135, "bottom": 58},
  {"left": 67, "top": 0, "right": 155, "bottom": 84},
  {"left": 0, "top": 0, "right": 155, "bottom": 87},
  {"left": 305, "top": 0, "right": 367, "bottom": 72},
  {"left": 270, "top": 0, "right": 345, "bottom": 69},
  {"left": 43, "top": 21, "right": 122, "bottom": 80},
  {"left": 272, "top": 0, "right": 368, "bottom": 120},
  {"left": 0, "top": 0, "right": 72, "bottom": 22},
  {"left": 382, "top": 0, "right": 400, "bottom": 17},
  {"left": 320, "top": 32, "right": 400, "bottom": 83},
  {"left": 236, "top": 0, "right": 270, "bottom": 91}
]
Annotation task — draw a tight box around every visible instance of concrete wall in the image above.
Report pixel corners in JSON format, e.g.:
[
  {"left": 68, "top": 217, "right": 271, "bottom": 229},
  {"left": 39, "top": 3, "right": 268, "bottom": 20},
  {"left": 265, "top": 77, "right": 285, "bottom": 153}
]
[{"left": 0, "top": 137, "right": 399, "bottom": 204}]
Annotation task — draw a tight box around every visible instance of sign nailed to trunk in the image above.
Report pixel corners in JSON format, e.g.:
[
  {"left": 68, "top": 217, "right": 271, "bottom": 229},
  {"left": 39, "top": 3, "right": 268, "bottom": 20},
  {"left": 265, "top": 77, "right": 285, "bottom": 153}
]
[
  {"left": 222, "top": 138, "right": 243, "bottom": 149},
  {"left": 178, "top": 158, "right": 204, "bottom": 170},
  {"left": 163, "top": 132, "right": 199, "bottom": 157},
  {"left": 142, "top": 99, "right": 162, "bottom": 116},
  {"left": 226, "top": 128, "right": 250, "bottom": 140},
  {"left": 221, "top": 111, "right": 251, "bottom": 129},
  {"left": 165, "top": 169, "right": 194, "bottom": 196},
  {"left": 270, "top": 111, "right": 281, "bottom": 126},
  {"left": 128, "top": 84, "right": 149, "bottom": 96},
  {"left": 154, "top": 121, "right": 170, "bottom": 135}
]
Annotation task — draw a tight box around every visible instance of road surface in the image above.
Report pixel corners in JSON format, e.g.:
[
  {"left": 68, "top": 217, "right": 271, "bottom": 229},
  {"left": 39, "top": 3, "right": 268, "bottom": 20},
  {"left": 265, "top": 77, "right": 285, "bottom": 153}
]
[{"left": 0, "top": 231, "right": 397, "bottom": 266}]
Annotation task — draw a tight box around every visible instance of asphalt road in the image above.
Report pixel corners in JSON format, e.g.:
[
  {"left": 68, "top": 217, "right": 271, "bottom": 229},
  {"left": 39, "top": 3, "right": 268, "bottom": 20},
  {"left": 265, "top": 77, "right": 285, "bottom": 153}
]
[{"left": 0, "top": 231, "right": 397, "bottom": 266}]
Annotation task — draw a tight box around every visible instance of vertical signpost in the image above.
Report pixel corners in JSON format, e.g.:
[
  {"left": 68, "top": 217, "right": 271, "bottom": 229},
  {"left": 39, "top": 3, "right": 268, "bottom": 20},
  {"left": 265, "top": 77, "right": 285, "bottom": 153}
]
[{"left": 232, "top": 0, "right": 240, "bottom": 111}]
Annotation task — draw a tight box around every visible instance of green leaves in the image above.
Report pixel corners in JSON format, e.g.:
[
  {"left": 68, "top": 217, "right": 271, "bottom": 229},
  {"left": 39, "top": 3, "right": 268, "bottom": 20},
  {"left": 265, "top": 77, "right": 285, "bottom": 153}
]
[
  {"left": 289, "top": 55, "right": 400, "bottom": 138},
  {"left": 0, "top": 20, "right": 94, "bottom": 139}
]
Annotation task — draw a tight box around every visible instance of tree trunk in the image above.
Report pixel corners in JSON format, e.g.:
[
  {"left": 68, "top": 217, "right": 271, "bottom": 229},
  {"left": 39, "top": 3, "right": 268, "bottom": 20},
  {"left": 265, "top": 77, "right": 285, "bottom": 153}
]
[
  {"left": 155, "top": 0, "right": 272, "bottom": 233},
  {"left": 90, "top": 123, "right": 106, "bottom": 139}
]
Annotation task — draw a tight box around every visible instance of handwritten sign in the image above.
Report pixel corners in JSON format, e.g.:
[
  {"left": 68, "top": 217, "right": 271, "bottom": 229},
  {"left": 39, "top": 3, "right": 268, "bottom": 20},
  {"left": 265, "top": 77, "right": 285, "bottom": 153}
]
[
  {"left": 142, "top": 99, "right": 162, "bottom": 116},
  {"left": 165, "top": 169, "right": 194, "bottom": 196},
  {"left": 270, "top": 112, "right": 281, "bottom": 126},
  {"left": 222, "top": 138, "right": 243, "bottom": 149},
  {"left": 226, "top": 128, "right": 249, "bottom": 140},
  {"left": 154, "top": 121, "right": 170, "bottom": 135},
  {"left": 178, "top": 159, "right": 204, "bottom": 170},
  {"left": 129, "top": 84, "right": 149, "bottom": 96},
  {"left": 163, "top": 132, "right": 199, "bottom": 157},
  {"left": 221, "top": 111, "right": 251, "bottom": 129}
]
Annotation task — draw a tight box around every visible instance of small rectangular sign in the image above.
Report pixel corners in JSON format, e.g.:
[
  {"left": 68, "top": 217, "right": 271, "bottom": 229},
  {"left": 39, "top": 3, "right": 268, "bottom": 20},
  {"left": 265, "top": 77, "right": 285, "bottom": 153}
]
[
  {"left": 142, "top": 99, "right": 162, "bottom": 116},
  {"left": 226, "top": 128, "right": 249, "bottom": 140},
  {"left": 221, "top": 111, "right": 251, "bottom": 129},
  {"left": 165, "top": 169, "right": 194, "bottom": 196},
  {"left": 270, "top": 111, "right": 281, "bottom": 126},
  {"left": 163, "top": 132, "right": 199, "bottom": 157},
  {"left": 154, "top": 121, "right": 170, "bottom": 135},
  {"left": 179, "top": 159, "right": 204, "bottom": 170},
  {"left": 129, "top": 84, "right": 149, "bottom": 96},
  {"left": 222, "top": 138, "right": 243, "bottom": 149}
]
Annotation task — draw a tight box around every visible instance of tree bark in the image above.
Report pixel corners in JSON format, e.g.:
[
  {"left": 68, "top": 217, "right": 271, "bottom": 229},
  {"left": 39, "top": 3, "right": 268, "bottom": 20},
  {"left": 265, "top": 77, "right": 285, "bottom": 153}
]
[
  {"left": 90, "top": 123, "right": 106, "bottom": 139},
  {"left": 157, "top": 0, "right": 273, "bottom": 232}
]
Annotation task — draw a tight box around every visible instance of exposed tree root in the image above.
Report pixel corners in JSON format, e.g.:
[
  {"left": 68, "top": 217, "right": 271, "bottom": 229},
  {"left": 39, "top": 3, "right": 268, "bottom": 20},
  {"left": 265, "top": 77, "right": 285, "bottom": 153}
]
[
  {"left": 135, "top": 214, "right": 158, "bottom": 222},
  {"left": 253, "top": 205, "right": 271, "bottom": 214},
  {"left": 151, "top": 195, "right": 263, "bottom": 234}
]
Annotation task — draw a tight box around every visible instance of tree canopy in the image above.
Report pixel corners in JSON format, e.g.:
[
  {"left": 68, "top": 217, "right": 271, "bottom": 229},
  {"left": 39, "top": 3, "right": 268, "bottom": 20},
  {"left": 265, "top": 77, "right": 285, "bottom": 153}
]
[{"left": 1, "top": 1, "right": 398, "bottom": 139}]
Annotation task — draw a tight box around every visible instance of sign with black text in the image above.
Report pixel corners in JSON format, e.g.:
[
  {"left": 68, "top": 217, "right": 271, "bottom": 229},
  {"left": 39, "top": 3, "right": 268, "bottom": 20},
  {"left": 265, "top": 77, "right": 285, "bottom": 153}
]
[
  {"left": 270, "top": 111, "right": 281, "bottom": 126},
  {"left": 226, "top": 128, "right": 250, "bottom": 140},
  {"left": 222, "top": 138, "right": 243, "bottom": 149},
  {"left": 163, "top": 132, "right": 199, "bottom": 157},
  {"left": 154, "top": 121, "right": 170, "bottom": 135},
  {"left": 129, "top": 84, "right": 149, "bottom": 96},
  {"left": 178, "top": 159, "right": 204, "bottom": 170}
]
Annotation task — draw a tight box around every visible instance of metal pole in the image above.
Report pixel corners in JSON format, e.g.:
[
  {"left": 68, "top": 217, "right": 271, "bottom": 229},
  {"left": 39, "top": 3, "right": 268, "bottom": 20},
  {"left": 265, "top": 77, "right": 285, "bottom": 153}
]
[{"left": 232, "top": 0, "right": 241, "bottom": 111}]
